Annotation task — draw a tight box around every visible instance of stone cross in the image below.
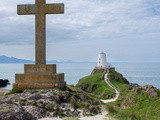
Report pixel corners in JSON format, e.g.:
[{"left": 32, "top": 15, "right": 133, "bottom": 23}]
[{"left": 18, "top": 0, "right": 64, "bottom": 64}]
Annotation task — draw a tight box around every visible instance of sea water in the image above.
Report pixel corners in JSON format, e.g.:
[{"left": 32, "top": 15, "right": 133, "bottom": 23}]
[{"left": 0, "top": 62, "right": 160, "bottom": 90}]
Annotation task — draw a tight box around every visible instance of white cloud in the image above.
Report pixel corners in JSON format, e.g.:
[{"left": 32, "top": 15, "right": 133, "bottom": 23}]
[{"left": 0, "top": 0, "right": 160, "bottom": 61}]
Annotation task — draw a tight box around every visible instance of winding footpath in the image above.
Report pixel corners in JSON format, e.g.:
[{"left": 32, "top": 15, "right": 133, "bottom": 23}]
[
  {"left": 39, "top": 72, "right": 120, "bottom": 120},
  {"left": 78, "top": 72, "right": 120, "bottom": 120},
  {"left": 101, "top": 72, "right": 120, "bottom": 103}
]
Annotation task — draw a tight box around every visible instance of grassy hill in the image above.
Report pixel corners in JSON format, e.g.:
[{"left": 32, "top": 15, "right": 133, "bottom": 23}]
[
  {"left": 77, "top": 68, "right": 160, "bottom": 120},
  {"left": 105, "top": 70, "right": 160, "bottom": 120},
  {"left": 76, "top": 73, "right": 115, "bottom": 99}
]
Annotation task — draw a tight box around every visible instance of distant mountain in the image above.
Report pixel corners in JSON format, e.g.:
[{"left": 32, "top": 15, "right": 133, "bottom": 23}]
[
  {"left": 0, "top": 55, "right": 33, "bottom": 63},
  {"left": 0, "top": 55, "right": 94, "bottom": 63},
  {"left": 47, "top": 60, "right": 76, "bottom": 63}
]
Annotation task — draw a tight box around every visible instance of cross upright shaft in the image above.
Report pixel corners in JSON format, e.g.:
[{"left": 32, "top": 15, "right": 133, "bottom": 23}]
[
  {"left": 18, "top": 0, "right": 64, "bottom": 64},
  {"left": 36, "top": 0, "right": 46, "bottom": 65}
]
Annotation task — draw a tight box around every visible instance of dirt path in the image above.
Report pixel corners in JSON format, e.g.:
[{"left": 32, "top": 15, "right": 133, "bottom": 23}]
[
  {"left": 39, "top": 72, "right": 119, "bottom": 120},
  {"left": 101, "top": 73, "right": 119, "bottom": 103}
]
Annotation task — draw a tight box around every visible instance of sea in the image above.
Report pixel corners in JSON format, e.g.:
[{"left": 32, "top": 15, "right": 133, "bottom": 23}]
[{"left": 0, "top": 62, "right": 160, "bottom": 90}]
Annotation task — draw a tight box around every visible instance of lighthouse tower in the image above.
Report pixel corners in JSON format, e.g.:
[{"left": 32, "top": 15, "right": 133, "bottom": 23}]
[{"left": 98, "top": 52, "right": 107, "bottom": 68}]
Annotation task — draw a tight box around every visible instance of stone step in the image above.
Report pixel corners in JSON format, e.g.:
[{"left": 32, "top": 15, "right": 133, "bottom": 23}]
[
  {"left": 24, "top": 64, "right": 57, "bottom": 74},
  {"left": 13, "top": 82, "right": 66, "bottom": 89},
  {"left": 15, "top": 73, "right": 64, "bottom": 83}
]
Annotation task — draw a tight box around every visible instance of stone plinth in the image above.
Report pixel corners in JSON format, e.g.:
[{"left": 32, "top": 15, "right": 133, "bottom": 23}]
[
  {"left": 24, "top": 64, "right": 56, "bottom": 74},
  {"left": 13, "top": 64, "right": 66, "bottom": 89}
]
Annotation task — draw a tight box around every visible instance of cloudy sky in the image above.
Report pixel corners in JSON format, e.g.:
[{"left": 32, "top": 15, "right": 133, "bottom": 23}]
[{"left": 0, "top": 0, "right": 160, "bottom": 62}]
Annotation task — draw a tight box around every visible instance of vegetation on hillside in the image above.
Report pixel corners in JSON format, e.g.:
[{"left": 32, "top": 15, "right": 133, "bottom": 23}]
[
  {"left": 77, "top": 68, "right": 160, "bottom": 120},
  {"left": 76, "top": 73, "right": 115, "bottom": 99},
  {"left": 105, "top": 69, "right": 160, "bottom": 120}
]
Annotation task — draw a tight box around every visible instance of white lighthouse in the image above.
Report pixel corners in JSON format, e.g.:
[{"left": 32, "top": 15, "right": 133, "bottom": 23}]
[{"left": 98, "top": 52, "right": 107, "bottom": 68}]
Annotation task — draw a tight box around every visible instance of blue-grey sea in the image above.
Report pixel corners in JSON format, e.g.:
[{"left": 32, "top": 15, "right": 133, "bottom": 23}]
[{"left": 0, "top": 62, "right": 160, "bottom": 90}]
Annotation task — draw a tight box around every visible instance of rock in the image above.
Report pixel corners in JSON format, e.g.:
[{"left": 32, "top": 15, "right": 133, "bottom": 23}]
[
  {"left": 0, "top": 79, "right": 10, "bottom": 87},
  {"left": 23, "top": 106, "right": 47, "bottom": 119},
  {"left": 120, "top": 97, "right": 135, "bottom": 109},
  {"left": 0, "top": 89, "right": 101, "bottom": 119},
  {"left": 143, "top": 85, "right": 158, "bottom": 98},
  {"left": 80, "top": 93, "right": 87, "bottom": 101},
  {"left": 107, "top": 68, "right": 130, "bottom": 84},
  {"left": 91, "top": 68, "right": 106, "bottom": 75},
  {"left": 0, "top": 103, "right": 36, "bottom": 120},
  {"left": 29, "top": 93, "right": 42, "bottom": 100},
  {"left": 79, "top": 83, "right": 98, "bottom": 93}
]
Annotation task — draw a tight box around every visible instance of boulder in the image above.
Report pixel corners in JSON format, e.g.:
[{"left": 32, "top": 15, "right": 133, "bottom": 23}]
[
  {"left": 0, "top": 79, "right": 10, "bottom": 87},
  {"left": 0, "top": 103, "right": 36, "bottom": 120}
]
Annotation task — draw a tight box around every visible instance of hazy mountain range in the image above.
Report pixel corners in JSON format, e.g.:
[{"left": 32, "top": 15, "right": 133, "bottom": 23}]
[{"left": 0, "top": 55, "right": 91, "bottom": 63}]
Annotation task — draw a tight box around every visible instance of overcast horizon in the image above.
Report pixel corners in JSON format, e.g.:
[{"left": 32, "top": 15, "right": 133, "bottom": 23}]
[{"left": 0, "top": 0, "right": 160, "bottom": 62}]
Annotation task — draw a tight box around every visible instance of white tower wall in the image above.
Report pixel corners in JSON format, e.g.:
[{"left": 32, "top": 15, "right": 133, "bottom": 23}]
[{"left": 98, "top": 52, "right": 107, "bottom": 68}]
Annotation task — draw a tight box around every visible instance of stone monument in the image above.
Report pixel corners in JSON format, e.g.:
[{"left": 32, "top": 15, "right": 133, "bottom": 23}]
[{"left": 13, "top": 0, "right": 66, "bottom": 89}]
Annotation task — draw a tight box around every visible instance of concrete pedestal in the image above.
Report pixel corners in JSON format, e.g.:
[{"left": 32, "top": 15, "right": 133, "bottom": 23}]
[{"left": 13, "top": 64, "right": 66, "bottom": 89}]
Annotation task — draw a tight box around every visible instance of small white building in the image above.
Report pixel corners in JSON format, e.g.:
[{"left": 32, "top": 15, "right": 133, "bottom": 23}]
[{"left": 98, "top": 52, "right": 107, "bottom": 68}]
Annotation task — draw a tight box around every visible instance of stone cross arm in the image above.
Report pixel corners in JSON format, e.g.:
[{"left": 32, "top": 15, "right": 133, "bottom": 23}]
[{"left": 18, "top": 3, "right": 64, "bottom": 15}]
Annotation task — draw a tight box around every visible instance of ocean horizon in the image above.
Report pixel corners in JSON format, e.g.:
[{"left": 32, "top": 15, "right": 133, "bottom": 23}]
[{"left": 0, "top": 62, "right": 160, "bottom": 90}]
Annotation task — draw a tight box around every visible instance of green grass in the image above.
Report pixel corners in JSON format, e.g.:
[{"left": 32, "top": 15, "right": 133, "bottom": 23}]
[
  {"left": 8, "top": 88, "right": 25, "bottom": 94},
  {"left": 76, "top": 73, "right": 115, "bottom": 99},
  {"left": 67, "top": 84, "right": 83, "bottom": 92},
  {"left": 110, "top": 79, "right": 130, "bottom": 96},
  {"left": 146, "top": 99, "right": 160, "bottom": 120},
  {"left": 106, "top": 77, "right": 160, "bottom": 120}
]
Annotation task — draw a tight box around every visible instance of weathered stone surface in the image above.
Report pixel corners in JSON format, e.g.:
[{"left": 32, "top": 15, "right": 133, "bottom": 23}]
[
  {"left": 14, "top": 64, "right": 65, "bottom": 89},
  {"left": 17, "top": 0, "right": 64, "bottom": 64},
  {"left": 13, "top": 82, "right": 66, "bottom": 89},
  {"left": 0, "top": 103, "right": 36, "bottom": 120},
  {"left": 24, "top": 64, "right": 56, "bottom": 74},
  {"left": 14, "top": 66, "right": 65, "bottom": 89},
  {"left": 15, "top": 73, "right": 64, "bottom": 83},
  {"left": 14, "top": 0, "right": 66, "bottom": 89},
  {"left": 0, "top": 89, "right": 101, "bottom": 119}
]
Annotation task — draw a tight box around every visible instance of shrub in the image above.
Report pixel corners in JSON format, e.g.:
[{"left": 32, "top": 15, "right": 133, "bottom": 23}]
[{"left": 10, "top": 88, "right": 24, "bottom": 94}]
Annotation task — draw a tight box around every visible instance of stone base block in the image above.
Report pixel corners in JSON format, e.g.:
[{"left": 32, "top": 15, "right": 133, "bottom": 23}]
[
  {"left": 13, "top": 82, "right": 66, "bottom": 89},
  {"left": 15, "top": 73, "right": 64, "bottom": 83},
  {"left": 24, "top": 64, "right": 56, "bottom": 74},
  {"left": 13, "top": 64, "right": 66, "bottom": 89}
]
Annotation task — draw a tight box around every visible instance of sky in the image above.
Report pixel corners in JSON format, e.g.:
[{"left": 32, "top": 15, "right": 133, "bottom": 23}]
[{"left": 0, "top": 0, "right": 160, "bottom": 62}]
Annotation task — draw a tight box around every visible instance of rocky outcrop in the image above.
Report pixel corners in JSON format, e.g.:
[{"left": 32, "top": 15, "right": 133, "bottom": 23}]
[
  {"left": 109, "top": 69, "right": 129, "bottom": 84},
  {"left": 91, "top": 68, "right": 107, "bottom": 75},
  {"left": 142, "top": 85, "right": 158, "bottom": 98},
  {"left": 79, "top": 83, "right": 98, "bottom": 93},
  {"left": 0, "top": 79, "right": 10, "bottom": 87},
  {"left": 129, "top": 84, "right": 158, "bottom": 98},
  {"left": 0, "top": 89, "right": 101, "bottom": 120},
  {"left": 0, "top": 103, "right": 36, "bottom": 120},
  {"left": 120, "top": 85, "right": 159, "bottom": 109}
]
